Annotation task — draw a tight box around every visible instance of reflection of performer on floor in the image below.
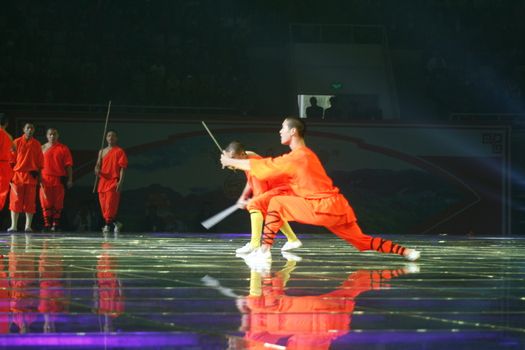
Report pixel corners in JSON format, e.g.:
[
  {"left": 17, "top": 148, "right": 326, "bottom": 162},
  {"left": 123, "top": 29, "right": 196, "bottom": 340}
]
[
  {"left": 38, "top": 239, "right": 69, "bottom": 333},
  {"left": 8, "top": 234, "right": 38, "bottom": 333},
  {"left": 0, "top": 247, "right": 9, "bottom": 333},
  {"left": 233, "top": 263, "right": 419, "bottom": 350},
  {"left": 93, "top": 241, "right": 124, "bottom": 332}
]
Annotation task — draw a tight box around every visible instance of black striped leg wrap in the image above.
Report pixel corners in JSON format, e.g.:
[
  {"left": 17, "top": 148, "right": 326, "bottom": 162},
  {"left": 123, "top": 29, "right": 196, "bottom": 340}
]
[
  {"left": 262, "top": 210, "right": 281, "bottom": 246},
  {"left": 43, "top": 208, "right": 53, "bottom": 228},
  {"left": 370, "top": 237, "right": 406, "bottom": 256}
]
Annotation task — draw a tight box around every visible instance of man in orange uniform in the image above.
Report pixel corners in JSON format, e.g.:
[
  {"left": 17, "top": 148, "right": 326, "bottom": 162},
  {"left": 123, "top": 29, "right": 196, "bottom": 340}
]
[
  {"left": 224, "top": 141, "right": 302, "bottom": 255},
  {"left": 221, "top": 117, "right": 420, "bottom": 262},
  {"left": 0, "top": 114, "right": 14, "bottom": 210},
  {"left": 40, "top": 128, "right": 73, "bottom": 232},
  {"left": 8, "top": 123, "right": 44, "bottom": 233},
  {"left": 94, "top": 130, "right": 128, "bottom": 234}
]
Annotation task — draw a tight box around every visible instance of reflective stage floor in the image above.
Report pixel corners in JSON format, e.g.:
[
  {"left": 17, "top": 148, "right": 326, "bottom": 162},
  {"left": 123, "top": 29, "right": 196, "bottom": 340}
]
[{"left": 0, "top": 232, "right": 524, "bottom": 349}]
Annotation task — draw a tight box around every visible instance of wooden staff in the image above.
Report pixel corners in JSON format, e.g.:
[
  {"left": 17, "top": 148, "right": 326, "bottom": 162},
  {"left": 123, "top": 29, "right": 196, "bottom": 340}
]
[{"left": 92, "top": 101, "right": 112, "bottom": 193}]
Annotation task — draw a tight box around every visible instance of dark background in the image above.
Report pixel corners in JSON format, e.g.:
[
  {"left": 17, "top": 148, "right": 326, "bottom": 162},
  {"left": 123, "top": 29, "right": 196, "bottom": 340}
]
[{"left": 1, "top": 0, "right": 524, "bottom": 234}]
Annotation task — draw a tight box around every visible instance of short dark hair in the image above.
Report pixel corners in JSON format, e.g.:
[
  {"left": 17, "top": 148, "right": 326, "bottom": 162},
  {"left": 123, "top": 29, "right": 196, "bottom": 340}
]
[
  {"left": 106, "top": 129, "right": 117, "bottom": 136},
  {"left": 284, "top": 117, "right": 306, "bottom": 137},
  {"left": 224, "top": 140, "right": 246, "bottom": 156}
]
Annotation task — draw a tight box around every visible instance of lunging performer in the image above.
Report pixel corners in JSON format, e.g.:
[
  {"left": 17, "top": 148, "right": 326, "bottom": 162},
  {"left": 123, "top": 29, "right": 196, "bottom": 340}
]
[{"left": 220, "top": 117, "right": 420, "bottom": 262}]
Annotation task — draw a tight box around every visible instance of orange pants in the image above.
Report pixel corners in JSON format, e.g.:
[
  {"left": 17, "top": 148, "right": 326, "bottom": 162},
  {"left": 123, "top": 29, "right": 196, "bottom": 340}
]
[
  {"left": 0, "top": 162, "right": 12, "bottom": 210},
  {"left": 263, "top": 196, "right": 406, "bottom": 256},
  {"left": 9, "top": 184, "right": 37, "bottom": 214},
  {"left": 98, "top": 191, "right": 120, "bottom": 224},
  {"left": 39, "top": 185, "right": 65, "bottom": 227},
  {"left": 246, "top": 186, "right": 293, "bottom": 214}
]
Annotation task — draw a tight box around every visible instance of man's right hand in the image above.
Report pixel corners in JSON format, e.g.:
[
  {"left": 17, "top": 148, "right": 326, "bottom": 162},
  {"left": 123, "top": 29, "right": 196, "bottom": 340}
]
[{"left": 237, "top": 198, "right": 249, "bottom": 209}]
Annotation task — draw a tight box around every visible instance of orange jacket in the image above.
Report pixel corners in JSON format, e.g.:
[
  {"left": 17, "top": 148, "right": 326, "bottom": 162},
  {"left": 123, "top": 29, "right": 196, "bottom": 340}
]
[
  {"left": 98, "top": 146, "right": 128, "bottom": 192},
  {"left": 42, "top": 142, "right": 73, "bottom": 176},
  {"left": 12, "top": 136, "right": 43, "bottom": 172},
  {"left": 250, "top": 145, "right": 355, "bottom": 220},
  {"left": 0, "top": 129, "right": 13, "bottom": 162}
]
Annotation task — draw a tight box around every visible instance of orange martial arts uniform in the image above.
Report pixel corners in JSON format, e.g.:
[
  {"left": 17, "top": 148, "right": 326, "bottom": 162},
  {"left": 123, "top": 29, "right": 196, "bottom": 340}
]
[
  {"left": 9, "top": 136, "right": 44, "bottom": 214},
  {"left": 250, "top": 145, "right": 408, "bottom": 256},
  {"left": 244, "top": 154, "right": 294, "bottom": 215},
  {"left": 243, "top": 268, "right": 409, "bottom": 350},
  {"left": 0, "top": 128, "right": 13, "bottom": 210},
  {"left": 97, "top": 147, "right": 128, "bottom": 225},
  {"left": 39, "top": 142, "right": 73, "bottom": 229}
]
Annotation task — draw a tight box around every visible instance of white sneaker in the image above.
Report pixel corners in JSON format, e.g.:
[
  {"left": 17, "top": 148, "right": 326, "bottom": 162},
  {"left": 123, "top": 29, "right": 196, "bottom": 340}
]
[
  {"left": 281, "top": 240, "right": 302, "bottom": 251},
  {"left": 235, "top": 243, "right": 257, "bottom": 254},
  {"left": 102, "top": 225, "right": 110, "bottom": 234},
  {"left": 114, "top": 222, "right": 123, "bottom": 234},
  {"left": 246, "top": 247, "right": 272, "bottom": 265},
  {"left": 404, "top": 249, "right": 421, "bottom": 262}
]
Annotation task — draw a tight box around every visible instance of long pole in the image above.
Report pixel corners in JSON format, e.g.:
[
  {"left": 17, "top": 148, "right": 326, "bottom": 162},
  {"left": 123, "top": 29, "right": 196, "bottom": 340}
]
[
  {"left": 92, "top": 101, "right": 112, "bottom": 193},
  {"left": 201, "top": 121, "right": 223, "bottom": 152}
]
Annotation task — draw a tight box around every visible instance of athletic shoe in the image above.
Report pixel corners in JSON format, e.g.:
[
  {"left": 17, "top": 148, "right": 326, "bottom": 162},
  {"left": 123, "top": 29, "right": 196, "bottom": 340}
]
[
  {"left": 114, "top": 222, "right": 123, "bottom": 234},
  {"left": 281, "top": 251, "right": 303, "bottom": 262},
  {"left": 24, "top": 227, "right": 32, "bottom": 233},
  {"left": 235, "top": 243, "right": 257, "bottom": 254},
  {"left": 281, "top": 240, "right": 303, "bottom": 251},
  {"left": 6, "top": 228, "right": 17, "bottom": 233},
  {"left": 102, "top": 225, "right": 110, "bottom": 234},
  {"left": 404, "top": 249, "right": 421, "bottom": 262}
]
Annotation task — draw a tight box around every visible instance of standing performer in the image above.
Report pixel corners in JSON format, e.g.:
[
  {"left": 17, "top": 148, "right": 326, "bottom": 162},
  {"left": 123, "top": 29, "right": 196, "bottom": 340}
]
[
  {"left": 8, "top": 123, "right": 44, "bottom": 232},
  {"left": 224, "top": 141, "right": 302, "bottom": 254},
  {"left": 39, "top": 128, "right": 73, "bottom": 232},
  {"left": 220, "top": 117, "right": 421, "bottom": 262},
  {"left": 0, "top": 114, "right": 14, "bottom": 210},
  {"left": 94, "top": 130, "right": 128, "bottom": 234}
]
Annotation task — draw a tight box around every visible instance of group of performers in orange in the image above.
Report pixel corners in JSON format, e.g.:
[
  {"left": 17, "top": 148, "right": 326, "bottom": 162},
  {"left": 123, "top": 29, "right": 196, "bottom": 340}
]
[
  {"left": 220, "top": 117, "right": 421, "bottom": 263},
  {"left": 0, "top": 112, "right": 420, "bottom": 263},
  {"left": 0, "top": 113, "right": 127, "bottom": 234}
]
